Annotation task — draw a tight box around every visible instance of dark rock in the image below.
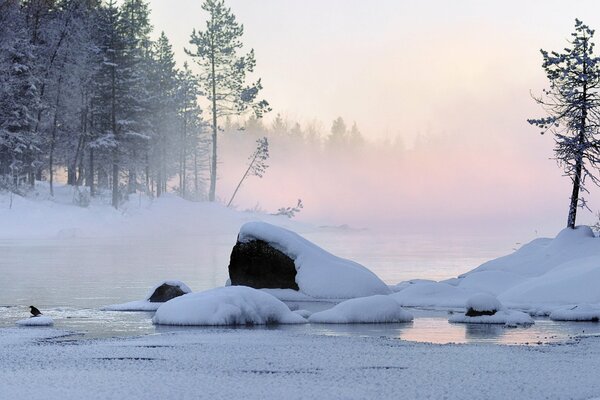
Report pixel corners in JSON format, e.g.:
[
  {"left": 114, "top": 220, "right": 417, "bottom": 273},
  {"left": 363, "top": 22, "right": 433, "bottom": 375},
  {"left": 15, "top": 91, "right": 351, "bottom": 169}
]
[
  {"left": 148, "top": 283, "right": 187, "bottom": 303},
  {"left": 228, "top": 239, "right": 299, "bottom": 290},
  {"left": 465, "top": 307, "right": 497, "bottom": 317}
]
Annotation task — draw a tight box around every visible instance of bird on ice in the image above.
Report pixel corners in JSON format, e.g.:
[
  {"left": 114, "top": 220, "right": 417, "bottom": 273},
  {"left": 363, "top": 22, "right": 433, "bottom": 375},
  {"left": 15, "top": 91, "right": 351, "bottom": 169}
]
[{"left": 29, "top": 306, "right": 42, "bottom": 317}]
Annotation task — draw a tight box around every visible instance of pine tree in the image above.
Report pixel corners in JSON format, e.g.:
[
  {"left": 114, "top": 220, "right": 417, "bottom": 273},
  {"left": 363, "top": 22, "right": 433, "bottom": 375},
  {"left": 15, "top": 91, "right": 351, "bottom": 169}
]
[
  {"left": 529, "top": 19, "right": 600, "bottom": 229},
  {"left": 186, "top": 0, "right": 270, "bottom": 202}
]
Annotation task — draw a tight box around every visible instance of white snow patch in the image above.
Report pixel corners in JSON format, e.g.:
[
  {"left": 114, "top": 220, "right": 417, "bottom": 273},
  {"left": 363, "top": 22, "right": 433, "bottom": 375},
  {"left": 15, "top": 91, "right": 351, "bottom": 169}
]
[
  {"left": 466, "top": 293, "right": 502, "bottom": 313},
  {"left": 391, "top": 281, "right": 475, "bottom": 308},
  {"left": 393, "top": 226, "right": 600, "bottom": 310},
  {"left": 238, "top": 221, "right": 391, "bottom": 299},
  {"left": 152, "top": 286, "right": 308, "bottom": 326},
  {"left": 16, "top": 316, "right": 54, "bottom": 326},
  {"left": 309, "top": 295, "right": 413, "bottom": 324},
  {"left": 549, "top": 304, "right": 600, "bottom": 321}
]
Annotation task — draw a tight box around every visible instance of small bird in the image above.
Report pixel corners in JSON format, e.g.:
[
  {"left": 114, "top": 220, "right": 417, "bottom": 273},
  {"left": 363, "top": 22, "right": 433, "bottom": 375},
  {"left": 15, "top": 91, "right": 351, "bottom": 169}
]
[{"left": 29, "top": 306, "right": 42, "bottom": 317}]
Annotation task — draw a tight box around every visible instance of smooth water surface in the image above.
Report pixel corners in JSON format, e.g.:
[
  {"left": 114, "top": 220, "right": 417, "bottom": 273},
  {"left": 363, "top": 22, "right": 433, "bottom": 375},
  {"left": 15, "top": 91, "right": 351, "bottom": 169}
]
[{"left": 3, "top": 228, "right": 590, "bottom": 345}]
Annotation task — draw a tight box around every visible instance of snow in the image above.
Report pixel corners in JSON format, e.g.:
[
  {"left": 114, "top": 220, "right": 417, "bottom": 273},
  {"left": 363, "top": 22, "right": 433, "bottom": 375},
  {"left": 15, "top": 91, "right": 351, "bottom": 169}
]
[
  {"left": 391, "top": 281, "right": 473, "bottom": 308},
  {"left": 152, "top": 286, "right": 307, "bottom": 326},
  {"left": 15, "top": 316, "right": 54, "bottom": 326},
  {"left": 0, "top": 183, "right": 312, "bottom": 240},
  {"left": 550, "top": 304, "right": 600, "bottom": 321},
  {"left": 238, "top": 221, "right": 391, "bottom": 299},
  {"left": 2, "top": 327, "right": 600, "bottom": 400},
  {"left": 466, "top": 293, "right": 502, "bottom": 312},
  {"left": 308, "top": 295, "right": 413, "bottom": 324},
  {"left": 102, "top": 280, "right": 192, "bottom": 311},
  {"left": 449, "top": 310, "right": 534, "bottom": 327},
  {"left": 392, "top": 226, "right": 600, "bottom": 311}
]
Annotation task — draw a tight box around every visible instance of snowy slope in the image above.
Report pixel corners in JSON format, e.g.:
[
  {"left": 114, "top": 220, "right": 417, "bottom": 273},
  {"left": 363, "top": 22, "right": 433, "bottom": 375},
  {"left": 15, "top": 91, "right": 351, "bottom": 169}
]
[{"left": 393, "top": 226, "right": 600, "bottom": 311}]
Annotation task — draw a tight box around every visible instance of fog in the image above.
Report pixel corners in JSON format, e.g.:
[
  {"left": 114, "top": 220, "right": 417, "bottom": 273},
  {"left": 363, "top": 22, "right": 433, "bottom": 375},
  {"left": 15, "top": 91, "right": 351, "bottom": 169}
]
[{"left": 147, "top": 0, "right": 600, "bottom": 237}]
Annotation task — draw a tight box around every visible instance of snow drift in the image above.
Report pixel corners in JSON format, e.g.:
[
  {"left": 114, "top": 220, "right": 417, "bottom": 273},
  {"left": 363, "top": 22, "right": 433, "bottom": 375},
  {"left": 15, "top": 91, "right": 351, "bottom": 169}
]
[
  {"left": 152, "top": 286, "right": 307, "bottom": 326},
  {"left": 392, "top": 226, "right": 600, "bottom": 311},
  {"left": 235, "top": 222, "right": 391, "bottom": 299},
  {"left": 308, "top": 295, "right": 413, "bottom": 324}
]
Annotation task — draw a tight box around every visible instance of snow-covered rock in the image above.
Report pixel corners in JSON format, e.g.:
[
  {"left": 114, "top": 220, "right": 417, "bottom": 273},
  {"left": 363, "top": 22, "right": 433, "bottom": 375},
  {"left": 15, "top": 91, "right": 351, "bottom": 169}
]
[
  {"left": 549, "top": 304, "right": 600, "bottom": 322},
  {"left": 449, "top": 310, "right": 533, "bottom": 327},
  {"left": 102, "top": 280, "right": 191, "bottom": 311},
  {"left": 16, "top": 316, "right": 54, "bottom": 326},
  {"left": 152, "top": 286, "right": 308, "bottom": 326},
  {"left": 308, "top": 295, "right": 413, "bottom": 324},
  {"left": 232, "top": 222, "right": 391, "bottom": 299},
  {"left": 465, "top": 293, "right": 502, "bottom": 316}
]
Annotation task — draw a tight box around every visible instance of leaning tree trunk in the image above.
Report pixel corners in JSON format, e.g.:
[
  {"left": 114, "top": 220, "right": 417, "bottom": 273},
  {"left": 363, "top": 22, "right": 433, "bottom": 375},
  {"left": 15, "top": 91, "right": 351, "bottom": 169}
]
[{"left": 567, "top": 79, "right": 588, "bottom": 229}]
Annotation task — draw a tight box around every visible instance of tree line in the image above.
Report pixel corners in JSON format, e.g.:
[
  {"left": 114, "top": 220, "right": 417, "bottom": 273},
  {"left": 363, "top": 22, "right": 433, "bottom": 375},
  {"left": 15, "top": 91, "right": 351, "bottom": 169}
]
[{"left": 0, "top": 0, "right": 268, "bottom": 208}]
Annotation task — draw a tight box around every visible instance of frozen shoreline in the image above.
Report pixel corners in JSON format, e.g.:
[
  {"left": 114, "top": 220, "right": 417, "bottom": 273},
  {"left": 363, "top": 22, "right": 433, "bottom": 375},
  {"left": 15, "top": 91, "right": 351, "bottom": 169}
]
[{"left": 2, "top": 327, "right": 600, "bottom": 400}]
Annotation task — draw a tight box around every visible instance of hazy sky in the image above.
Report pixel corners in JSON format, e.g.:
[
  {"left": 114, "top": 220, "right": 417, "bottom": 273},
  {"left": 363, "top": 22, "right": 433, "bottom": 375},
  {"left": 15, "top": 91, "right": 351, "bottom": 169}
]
[{"left": 147, "top": 1, "right": 600, "bottom": 237}]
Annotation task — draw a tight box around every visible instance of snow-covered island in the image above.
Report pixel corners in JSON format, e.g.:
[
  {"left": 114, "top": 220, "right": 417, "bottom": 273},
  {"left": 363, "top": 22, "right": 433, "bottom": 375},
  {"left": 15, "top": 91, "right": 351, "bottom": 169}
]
[{"left": 392, "top": 226, "right": 600, "bottom": 315}]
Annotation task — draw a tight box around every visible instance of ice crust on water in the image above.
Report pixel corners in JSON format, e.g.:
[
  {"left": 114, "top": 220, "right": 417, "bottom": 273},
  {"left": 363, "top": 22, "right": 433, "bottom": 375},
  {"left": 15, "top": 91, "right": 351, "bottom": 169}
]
[
  {"left": 15, "top": 316, "right": 54, "bottom": 326},
  {"left": 152, "top": 286, "right": 307, "bottom": 326},
  {"left": 308, "top": 295, "right": 414, "bottom": 324},
  {"left": 238, "top": 221, "right": 391, "bottom": 299},
  {"left": 102, "top": 280, "right": 192, "bottom": 311}
]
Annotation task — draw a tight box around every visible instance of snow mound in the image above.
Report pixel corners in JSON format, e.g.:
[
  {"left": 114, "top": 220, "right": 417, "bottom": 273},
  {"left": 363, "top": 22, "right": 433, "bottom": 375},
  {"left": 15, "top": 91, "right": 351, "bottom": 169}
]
[
  {"left": 549, "top": 304, "right": 600, "bottom": 322},
  {"left": 293, "top": 309, "right": 313, "bottom": 318},
  {"left": 152, "top": 286, "right": 308, "bottom": 326},
  {"left": 16, "top": 316, "right": 54, "bottom": 326},
  {"left": 238, "top": 222, "right": 391, "bottom": 299},
  {"left": 449, "top": 310, "right": 533, "bottom": 327},
  {"left": 102, "top": 280, "right": 192, "bottom": 311},
  {"left": 308, "top": 295, "right": 413, "bottom": 324},
  {"left": 466, "top": 293, "right": 502, "bottom": 313},
  {"left": 393, "top": 226, "right": 600, "bottom": 310},
  {"left": 391, "top": 281, "right": 474, "bottom": 308}
]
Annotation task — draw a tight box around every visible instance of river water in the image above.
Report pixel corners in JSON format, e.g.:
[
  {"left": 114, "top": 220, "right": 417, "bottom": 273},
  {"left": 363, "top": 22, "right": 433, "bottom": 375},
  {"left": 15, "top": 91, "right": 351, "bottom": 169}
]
[{"left": 1, "top": 229, "right": 598, "bottom": 344}]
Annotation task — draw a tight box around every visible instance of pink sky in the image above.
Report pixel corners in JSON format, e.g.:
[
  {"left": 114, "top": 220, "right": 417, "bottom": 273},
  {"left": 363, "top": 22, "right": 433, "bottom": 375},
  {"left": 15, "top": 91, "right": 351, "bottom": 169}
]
[{"left": 148, "top": 1, "right": 600, "bottom": 236}]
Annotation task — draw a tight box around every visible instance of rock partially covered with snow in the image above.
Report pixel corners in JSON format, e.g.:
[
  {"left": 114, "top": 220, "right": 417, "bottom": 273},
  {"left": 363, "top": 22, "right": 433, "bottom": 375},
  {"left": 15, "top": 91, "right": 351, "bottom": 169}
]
[
  {"left": 449, "top": 293, "right": 533, "bottom": 326},
  {"left": 102, "top": 280, "right": 192, "bottom": 311},
  {"left": 309, "top": 295, "right": 413, "bottom": 324},
  {"left": 230, "top": 222, "right": 391, "bottom": 299},
  {"left": 152, "top": 286, "right": 307, "bottom": 326},
  {"left": 16, "top": 316, "right": 54, "bottom": 326},
  {"left": 549, "top": 304, "right": 600, "bottom": 322},
  {"left": 465, "top": 293, "right": 502, "bottom": 317},
  {"left": 146, "top": 280, "right": 191, "bottom": 302},
  {"left": 449, "top": 310, "right": 534, "bottom": 327}
]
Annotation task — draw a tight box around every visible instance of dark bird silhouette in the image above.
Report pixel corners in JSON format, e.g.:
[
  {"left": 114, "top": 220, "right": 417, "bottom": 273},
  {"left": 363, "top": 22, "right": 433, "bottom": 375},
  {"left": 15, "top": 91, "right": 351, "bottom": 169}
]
[{"left": 29, "top": 306, "right": 42, "bottom": 317}]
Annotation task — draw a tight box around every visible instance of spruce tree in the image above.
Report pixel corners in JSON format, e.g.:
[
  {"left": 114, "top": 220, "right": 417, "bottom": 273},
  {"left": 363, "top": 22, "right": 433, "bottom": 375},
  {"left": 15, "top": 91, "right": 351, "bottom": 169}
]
[{"left": 529, "top": 19, "right": 600, "bottom": 229}]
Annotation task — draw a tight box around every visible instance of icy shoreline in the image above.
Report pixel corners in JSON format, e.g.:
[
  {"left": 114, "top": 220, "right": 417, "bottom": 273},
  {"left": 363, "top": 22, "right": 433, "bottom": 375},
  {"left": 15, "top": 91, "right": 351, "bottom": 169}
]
[{"left": 2, "top": 327, "right": 600, "bottom": 400}]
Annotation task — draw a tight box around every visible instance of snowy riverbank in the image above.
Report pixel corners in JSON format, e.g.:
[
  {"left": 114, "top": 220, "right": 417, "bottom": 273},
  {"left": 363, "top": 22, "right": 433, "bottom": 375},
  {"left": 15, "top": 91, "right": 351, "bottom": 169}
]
[
  {"left": 0, "top": 184, "right": 313, "bottom": 240},
  {"left": 2, "top": 327, "right": 600, "bottom": 400}
]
